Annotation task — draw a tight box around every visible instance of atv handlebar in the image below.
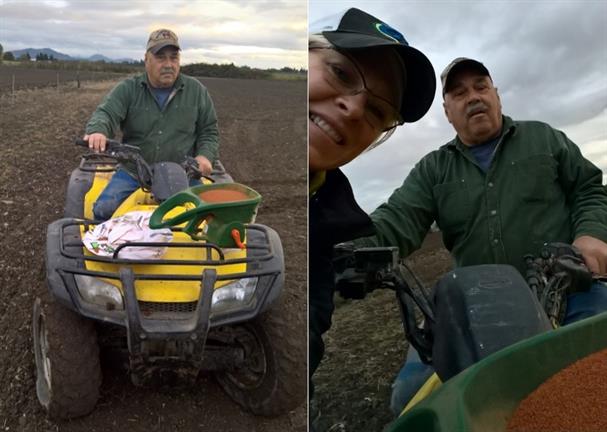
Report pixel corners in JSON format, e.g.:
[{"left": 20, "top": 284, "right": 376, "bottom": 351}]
[
  {"left": 333, "top": 245, "right": 435, "bottom": 362},
  {"left": 333, "top": 241, "right": 595, "bottom": 365},
  {"left": 333, "top": 245, "right": 399, "bottom": 298},
  {"left": 75, "top": 139, "right": 205, "bottom": 183},
  {"left": 524, "top": 242, "right": 593, "bottom": 325},
  {"left": 75, "top": 138, "right": 140, "bottom": 154},
  {"left": 181, "top": 156, "right": 204, "bottom": 180},
  {"left": 75, "top": 138, "right": 152, "bottom": 191}
]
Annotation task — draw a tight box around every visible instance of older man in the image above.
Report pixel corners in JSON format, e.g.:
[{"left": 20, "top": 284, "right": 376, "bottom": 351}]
[
  {"left": 359, "top": 57, "right": 607, "bottom": 413},
  {"left": 83, "top": 29, "right": 219, "bottom": 220}
]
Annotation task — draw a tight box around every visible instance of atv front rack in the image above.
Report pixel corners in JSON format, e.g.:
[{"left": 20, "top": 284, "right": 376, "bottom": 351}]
[
  {"left": 46, "top": 218, "right": 285, "bottom": 330},
  {"left": 78, "top": 153, "right": 119, "bottom": 173},
  {"left": 46, "top": 217, "right": 285, "bottom": 384}
]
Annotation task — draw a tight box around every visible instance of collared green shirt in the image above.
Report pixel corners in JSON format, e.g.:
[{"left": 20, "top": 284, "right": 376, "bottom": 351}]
[
  {"left": 361, "top": 115, "right": 607, "bottom": 275},
  {"left": 85, "top": 73, "right": 219, "bottom": 170}
]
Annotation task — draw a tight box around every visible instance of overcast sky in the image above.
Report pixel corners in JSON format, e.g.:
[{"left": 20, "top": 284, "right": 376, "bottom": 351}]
[
  {"left": 0, "top": 0, "right": 307, "bottom": 69},
  {"left": 310, "top": 0, "right": 607, "bottom": 212}
]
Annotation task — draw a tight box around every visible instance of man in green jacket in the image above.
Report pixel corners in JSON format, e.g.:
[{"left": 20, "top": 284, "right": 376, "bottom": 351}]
[
  {"left": 364, "top": 57, "right": 607, "bottom": 414},
  {"left": 83, "top": 29, "right": 219, "bottom": 220}
]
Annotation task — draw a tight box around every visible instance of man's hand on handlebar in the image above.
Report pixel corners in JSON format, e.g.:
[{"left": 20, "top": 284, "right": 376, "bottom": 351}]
[
  {"left": 573, "top": 235, "right": 607, "bottom": 276},
  {"left": 83, "top": 133, "right": 108, "bottom": 152},
  {"left": 195, "top": 155, "right": 212, "bottom": 176}
]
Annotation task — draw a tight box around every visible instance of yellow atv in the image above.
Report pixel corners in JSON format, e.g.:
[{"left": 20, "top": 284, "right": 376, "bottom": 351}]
[{"left": 33, "top": 139, "right": 304, "bottom": 419}]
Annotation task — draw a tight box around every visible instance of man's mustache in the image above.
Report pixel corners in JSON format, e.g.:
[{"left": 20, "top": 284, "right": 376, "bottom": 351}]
[
  {"left": 160, "top": 68, "right": 175, "bottom": 74},
  {"left": 466, "top": 102, "right": 488, "bottom": 118}
]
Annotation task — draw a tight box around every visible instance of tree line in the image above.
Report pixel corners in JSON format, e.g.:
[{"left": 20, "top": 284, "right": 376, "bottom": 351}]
[
  {"left": 0, "top": 44, "right": 305, "bottom": 80},
  {"left": 2, "top": 52, "right": 58, "bottom": 61},
  {"left": 181, "top": 62, "right": 306, "bottom": 80}
]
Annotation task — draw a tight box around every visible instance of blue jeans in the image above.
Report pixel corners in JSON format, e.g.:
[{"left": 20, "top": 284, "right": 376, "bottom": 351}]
[
  {"left": 389, "top": 346, "right": 434, "bottom": 415},
  {"left": 389, "top": 280, "right": 607, "bottom": 415},
  {"left": 562, "top": 280, "right": 607, "bottom": 324},
  {"left": 93, "top": 169, "right": 139, "bottom": 221},
  {"left": 93, "top": 169, "right": 201, "bottom": 221}
]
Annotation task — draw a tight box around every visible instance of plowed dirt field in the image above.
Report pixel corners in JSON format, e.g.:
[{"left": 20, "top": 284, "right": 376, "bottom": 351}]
[
  {"left": 0, "top": 76, "right": 307, "bottom": 431},
  {"left": 314, "top": 232, "right": 453, "bottom": 432}
]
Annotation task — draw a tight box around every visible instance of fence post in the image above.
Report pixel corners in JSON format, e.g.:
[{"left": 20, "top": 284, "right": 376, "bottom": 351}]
[
  {"left": 77, "top": 70, "right": 80, "bottom": 89},
  {"left": 12, "top": 74, "right": 15, "bottom": 103},
  {"left": 56, "top": 72, "right": 59, "bottom": 93}
]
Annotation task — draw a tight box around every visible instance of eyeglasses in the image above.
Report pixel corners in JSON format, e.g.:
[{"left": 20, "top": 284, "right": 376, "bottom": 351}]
[{"left": 312, "top": 47, "right": 403, "bottom": 132}]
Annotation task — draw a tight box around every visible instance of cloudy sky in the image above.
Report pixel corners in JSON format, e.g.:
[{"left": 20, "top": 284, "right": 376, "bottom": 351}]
[
  {"left": 0, "top": 0, "right": 307, "bottom": 69},
  {"left": 310, "top": 0, "right": 607, "bottom": 212}
]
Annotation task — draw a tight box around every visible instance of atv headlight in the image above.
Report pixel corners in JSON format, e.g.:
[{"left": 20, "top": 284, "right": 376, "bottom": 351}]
[
  {"left": 211, "top": 277, "right": 258, "bottom": 316},
  {"left": 74, "top": 275, "right": 124, "bottom": 311}
]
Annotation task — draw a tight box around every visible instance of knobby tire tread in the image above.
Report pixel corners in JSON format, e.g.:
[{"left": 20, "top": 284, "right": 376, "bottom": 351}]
[{"left": 37, "top": 299, "right": 102, "bottom": 419}]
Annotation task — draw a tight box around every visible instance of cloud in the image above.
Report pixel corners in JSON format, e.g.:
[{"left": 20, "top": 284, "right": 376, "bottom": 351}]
[
  {"left": 311, "top": 0, "right": 607, "bottom": 211},
  {"left": 0, "top": 0, "right": 306, "bottom": 68}
]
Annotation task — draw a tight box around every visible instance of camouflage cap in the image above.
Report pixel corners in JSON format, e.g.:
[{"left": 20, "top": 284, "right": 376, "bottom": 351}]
[
  {"left": 146, "top": 29, "right": 180, "bottom": 54},
  {"left": 441, "top": 57, "right": 490, "bottom": 96}
]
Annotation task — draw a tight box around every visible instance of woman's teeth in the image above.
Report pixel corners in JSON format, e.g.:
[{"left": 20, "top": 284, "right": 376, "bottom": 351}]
[{"left": 310, "top": 114, "right": 342, "bottom": 143}]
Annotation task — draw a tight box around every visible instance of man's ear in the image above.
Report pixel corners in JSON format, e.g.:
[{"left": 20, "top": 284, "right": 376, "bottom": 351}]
[
  {"left": 495, "top": 87, "right": 502, "bottom": 109},
  {"left": 443, "top": 101, "right": 453, "bottom": 125}
]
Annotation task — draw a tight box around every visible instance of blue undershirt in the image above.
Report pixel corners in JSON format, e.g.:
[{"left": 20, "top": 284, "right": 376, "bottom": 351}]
[
  {"left": 149, "top": 85, "right": 173, "bottom": 110},
  {"left": 468, "top": 136, "right": 500, "bottom": 173}
]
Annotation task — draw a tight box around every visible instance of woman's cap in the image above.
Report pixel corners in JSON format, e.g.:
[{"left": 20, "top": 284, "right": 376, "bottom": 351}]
[{"left": 310, "top": 8, "right": 436, "bottom": 123}]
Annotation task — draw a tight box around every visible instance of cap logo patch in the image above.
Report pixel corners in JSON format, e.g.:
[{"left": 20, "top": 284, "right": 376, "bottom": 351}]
[
  {"left": 152, "top": 30, "right": 175, "bottom": 41},
  {"left": 375, "top": 23, "right": 407, "bottom": 44}
]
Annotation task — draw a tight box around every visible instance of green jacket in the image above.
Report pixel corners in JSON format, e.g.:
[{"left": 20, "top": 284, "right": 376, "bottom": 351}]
[
  {"left": 85, "top": 73, "right": 219, "bottom": 168},
  {"left": 361, "top": 115, "right": 607, "bottom": 275}
]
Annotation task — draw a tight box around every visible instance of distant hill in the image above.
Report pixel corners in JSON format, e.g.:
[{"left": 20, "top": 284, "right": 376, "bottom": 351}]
[
  {"left": 10, "top": 48, "right": 72, "bottom": 61},
  {"left": 7, "top": 48, "right": 137, "bottom": 63},
  {"left": 87, "top": 53, "right": 113, "bottom": 62}
]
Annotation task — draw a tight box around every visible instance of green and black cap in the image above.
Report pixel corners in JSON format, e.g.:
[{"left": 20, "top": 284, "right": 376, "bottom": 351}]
[{"left": 310, "top": 8, "right": 436, "bottom": 123}]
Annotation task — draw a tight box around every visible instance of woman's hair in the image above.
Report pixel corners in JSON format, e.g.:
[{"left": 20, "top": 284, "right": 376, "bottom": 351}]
[{"left": 309, "top": 34, "right": 333, "bottom": 49}]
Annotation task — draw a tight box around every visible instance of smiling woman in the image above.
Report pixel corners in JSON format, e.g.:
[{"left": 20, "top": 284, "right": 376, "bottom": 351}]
[
  {"left": 309, "top": 45, "right": 405, "bottom": 171},
  {"left": 308, "top": 7, "right": 436, "bottom": 429}
]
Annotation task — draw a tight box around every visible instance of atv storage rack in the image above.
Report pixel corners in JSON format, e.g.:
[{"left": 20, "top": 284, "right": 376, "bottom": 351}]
[{"left": 47, "top": 219, "right": 283, "bottom": 329}]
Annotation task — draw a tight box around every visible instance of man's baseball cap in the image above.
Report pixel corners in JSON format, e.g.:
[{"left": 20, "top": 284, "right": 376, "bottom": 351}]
[
  {"left": 146, "top": 29, "right": 181, "bottom": 54},
  {"left": 441, "top": 57, "right": 491, "bottom": 95},
  {"left": 310, "top": 8, "right": 436, "bottom": 123}
]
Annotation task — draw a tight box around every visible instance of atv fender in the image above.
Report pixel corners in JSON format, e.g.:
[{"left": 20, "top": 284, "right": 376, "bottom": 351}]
[{"left": 64, "top": 168, "right": 94, "bottom": 219}]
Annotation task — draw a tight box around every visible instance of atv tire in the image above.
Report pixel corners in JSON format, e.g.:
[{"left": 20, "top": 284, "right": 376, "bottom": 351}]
[
  {"left": 32, "top": 297, "right": 102, "bottom": 419},
  {"left": 215, "top": 296, "right": 305, "bottom": 416}
]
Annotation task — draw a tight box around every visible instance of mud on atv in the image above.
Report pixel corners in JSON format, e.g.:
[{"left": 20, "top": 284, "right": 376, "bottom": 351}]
[{"left": 33, "top": 139, "right": 305, "bottom": 419}]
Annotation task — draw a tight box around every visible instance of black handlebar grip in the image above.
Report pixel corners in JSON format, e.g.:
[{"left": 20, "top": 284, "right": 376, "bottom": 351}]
[{"left": 75, "top": 138, "right": 123, "bottom": 152}]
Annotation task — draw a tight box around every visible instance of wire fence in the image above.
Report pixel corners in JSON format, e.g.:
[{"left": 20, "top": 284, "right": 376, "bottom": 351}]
[{"left": 0, "top": 66, "right": 132, "bottom": 95}]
